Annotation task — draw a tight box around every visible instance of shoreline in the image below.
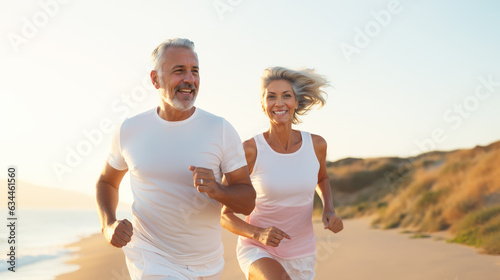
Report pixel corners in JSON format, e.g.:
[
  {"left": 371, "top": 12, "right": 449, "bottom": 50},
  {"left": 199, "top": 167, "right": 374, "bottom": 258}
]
[
  {"left": 55, "top": 233, "right": 130, "bottom": 280},
  {"left": 55, "top": 217, "right": 500, "bottom": 280}
]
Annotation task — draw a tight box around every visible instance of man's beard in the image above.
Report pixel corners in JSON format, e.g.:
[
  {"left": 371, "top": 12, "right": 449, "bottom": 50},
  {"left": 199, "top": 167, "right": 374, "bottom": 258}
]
[
  {"left": 168, "top": 94, "right": 196, "bottom": 111},
  {"left": 165, "top": 84, "right": 197, "bottom": 111}
]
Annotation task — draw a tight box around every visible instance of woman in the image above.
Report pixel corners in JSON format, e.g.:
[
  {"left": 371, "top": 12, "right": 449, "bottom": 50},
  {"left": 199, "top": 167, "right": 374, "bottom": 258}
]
[{"left": 221, "top": 66, "right": 343, "bottom": 280}]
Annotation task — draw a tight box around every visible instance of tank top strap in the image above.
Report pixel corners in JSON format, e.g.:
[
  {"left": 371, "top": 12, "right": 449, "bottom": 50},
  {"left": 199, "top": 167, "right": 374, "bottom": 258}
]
[
  {"left": 253, "top": 133, "right": 265, "bottom": 149},
  {"left": 300, "top": 131, "right": 316, "bottom": 156}
]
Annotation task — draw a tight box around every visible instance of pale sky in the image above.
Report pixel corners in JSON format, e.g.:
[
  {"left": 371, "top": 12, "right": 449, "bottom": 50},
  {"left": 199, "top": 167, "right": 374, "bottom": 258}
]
[{"left": 1, "top": 0, "right": 499, "bottom": 203}]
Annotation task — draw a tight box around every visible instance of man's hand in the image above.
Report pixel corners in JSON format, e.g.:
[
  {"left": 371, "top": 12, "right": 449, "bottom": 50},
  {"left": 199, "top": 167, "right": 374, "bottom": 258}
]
[
  {"left": 103, "top": 219, "right": 133, "bottom": 248},
  {"left": 323, "top": 211, "right": 343, "bottom": 233},
  {"left": 189, "top": 166, "right": 221, "bottom": 199},
  {"left": 255, "top": 226, "right": 291, "bottom": 247}
]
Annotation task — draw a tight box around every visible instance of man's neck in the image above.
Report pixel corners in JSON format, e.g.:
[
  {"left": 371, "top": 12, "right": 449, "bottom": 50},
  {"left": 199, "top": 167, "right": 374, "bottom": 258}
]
[{"left": 157, "top": 105, "right": 196, "bottom": 122}]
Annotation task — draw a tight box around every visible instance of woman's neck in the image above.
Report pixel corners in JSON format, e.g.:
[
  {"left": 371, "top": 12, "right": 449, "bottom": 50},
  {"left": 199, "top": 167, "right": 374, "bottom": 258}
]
[{"left": 265, "top": 124, "right": 301, "bottom": 153}]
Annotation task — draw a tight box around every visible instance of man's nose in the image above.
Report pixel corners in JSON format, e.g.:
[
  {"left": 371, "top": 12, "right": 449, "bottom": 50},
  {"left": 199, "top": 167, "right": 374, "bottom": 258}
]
[{"left": 183, "top": 71, "right": 195, "bottom": 84}]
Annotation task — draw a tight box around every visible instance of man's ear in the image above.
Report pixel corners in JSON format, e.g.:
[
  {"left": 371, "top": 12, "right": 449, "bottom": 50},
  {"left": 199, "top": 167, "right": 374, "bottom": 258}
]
[{"left": 151, "top": 70, "right": 160, "bottom": 89}]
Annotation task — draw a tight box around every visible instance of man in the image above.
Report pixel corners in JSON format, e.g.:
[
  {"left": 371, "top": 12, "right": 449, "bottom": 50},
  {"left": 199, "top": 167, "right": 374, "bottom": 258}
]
[{"left": 96, "top": 38, "right": 256, "bottom": 280}]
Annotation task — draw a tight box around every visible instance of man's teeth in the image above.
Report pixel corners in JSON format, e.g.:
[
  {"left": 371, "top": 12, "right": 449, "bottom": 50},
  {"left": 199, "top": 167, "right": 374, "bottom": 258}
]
[
  {"left": 179, "top": 89, "right": 192, "bottom": 93},
  {"left": 274, "top": 111, "right": 287, "bottom": 116}
]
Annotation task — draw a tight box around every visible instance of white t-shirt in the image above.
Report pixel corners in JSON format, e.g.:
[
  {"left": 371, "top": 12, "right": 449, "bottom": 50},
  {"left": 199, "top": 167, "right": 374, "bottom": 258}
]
[{"left": 108, "top": 107, "right": 246, "bottom": 265}]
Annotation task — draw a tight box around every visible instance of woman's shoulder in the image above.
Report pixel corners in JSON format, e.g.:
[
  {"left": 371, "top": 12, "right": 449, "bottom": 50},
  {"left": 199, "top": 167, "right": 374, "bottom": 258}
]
[
  {"left": 308, "top": 133, "right": 327, "bottom": 153},
  {"left": 243, "top": 137, "right": 258, "bottom": 158},
  {"left": 299, "top": 131, "right": 326, "bottom": 147},
  {"left": 243, "top": 137, "right": 257, "bottom": 151},
  {"left": 310, "top": 133, "right": 326, "bottom": 144},
  {"left": 243, "top": 137, "right": 258, "bottom": 172}
]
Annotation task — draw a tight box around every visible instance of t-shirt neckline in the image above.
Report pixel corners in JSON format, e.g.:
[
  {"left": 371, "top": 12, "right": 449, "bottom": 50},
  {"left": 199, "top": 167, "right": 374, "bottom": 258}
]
[{"left": 153, "top": 106, "right": 199, "bottom": 126}]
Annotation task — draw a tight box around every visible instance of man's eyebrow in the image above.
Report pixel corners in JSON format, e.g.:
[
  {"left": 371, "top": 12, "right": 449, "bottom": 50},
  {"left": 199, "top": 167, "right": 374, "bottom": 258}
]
[{"left": 171, "top": 65, "right": 199, "bottom": 69}]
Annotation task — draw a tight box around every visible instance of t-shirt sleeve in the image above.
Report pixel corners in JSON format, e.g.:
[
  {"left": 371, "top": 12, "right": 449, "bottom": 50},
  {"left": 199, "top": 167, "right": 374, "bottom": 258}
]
[
  {"left": 107, "top": 121, "right": 128, "bottom": 170},
  {"left": 221, "top": 119, "right": 247, "bottom": 174}
]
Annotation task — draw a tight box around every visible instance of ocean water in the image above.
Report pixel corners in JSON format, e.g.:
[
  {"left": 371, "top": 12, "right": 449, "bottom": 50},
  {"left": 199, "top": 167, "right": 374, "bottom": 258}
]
[{"left": 0, "top": 208, "right": 132, "bottom": 280}]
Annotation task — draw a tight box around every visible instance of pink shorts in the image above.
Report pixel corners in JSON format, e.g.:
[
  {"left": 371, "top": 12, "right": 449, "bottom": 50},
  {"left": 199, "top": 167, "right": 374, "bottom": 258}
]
[{"left": 236, "top": 239, "right": 315, "bottom": 280}]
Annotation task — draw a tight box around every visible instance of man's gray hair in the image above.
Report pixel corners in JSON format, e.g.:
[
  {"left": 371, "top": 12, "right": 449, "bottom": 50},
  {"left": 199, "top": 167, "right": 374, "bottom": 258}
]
[{"left": 151, "top": 38, "right": 196, "bottom": 73}]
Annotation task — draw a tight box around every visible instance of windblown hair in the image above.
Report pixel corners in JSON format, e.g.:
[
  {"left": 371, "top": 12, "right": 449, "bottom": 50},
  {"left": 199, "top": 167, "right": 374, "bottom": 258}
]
[
  {"left": 151, "top": 38, "right": 196, "bottom": 73},
  {"left": 260, "top": 66, "right": 329, "bottom": 124}
]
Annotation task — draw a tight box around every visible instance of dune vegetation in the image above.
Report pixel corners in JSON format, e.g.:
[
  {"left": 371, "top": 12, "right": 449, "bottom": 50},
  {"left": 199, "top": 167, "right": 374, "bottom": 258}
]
[{"left": 315, "top": 140, "right": 500, "bottom": 255}]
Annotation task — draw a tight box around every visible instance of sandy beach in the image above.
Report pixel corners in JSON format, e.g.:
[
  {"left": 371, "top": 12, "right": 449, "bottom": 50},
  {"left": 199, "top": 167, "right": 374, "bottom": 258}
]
[{"left": 55, "top": 217, "right": 500, "bottom": 280}]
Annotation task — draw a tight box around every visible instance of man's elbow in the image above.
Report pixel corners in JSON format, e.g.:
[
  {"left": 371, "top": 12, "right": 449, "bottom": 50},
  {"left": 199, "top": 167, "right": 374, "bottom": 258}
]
[
  {"left": 241, "top": 202, "right": 255, "bottom": 216},
  {"left": 240, "top": 188, "right": 256, "bottom": 215}
]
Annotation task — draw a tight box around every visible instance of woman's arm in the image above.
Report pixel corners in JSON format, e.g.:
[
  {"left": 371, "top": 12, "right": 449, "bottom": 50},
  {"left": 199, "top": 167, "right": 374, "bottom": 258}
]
[
  {"left": 220, "top": 138, "right": 290, "bottom": 247},
  {"left": 221, "top": 206, "right": 289, "bottom": 247},
  {"left": 312, "top": 134, "right": 344, "bottom": 233}
]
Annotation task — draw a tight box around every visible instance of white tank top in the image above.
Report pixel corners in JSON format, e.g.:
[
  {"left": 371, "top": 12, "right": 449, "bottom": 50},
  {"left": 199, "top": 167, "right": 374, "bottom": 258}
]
[{"left": 240, "top": 131, "right": 320, "bottom": 259}]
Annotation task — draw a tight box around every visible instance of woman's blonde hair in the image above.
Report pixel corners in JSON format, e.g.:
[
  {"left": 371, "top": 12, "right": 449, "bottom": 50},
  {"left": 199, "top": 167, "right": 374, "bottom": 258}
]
[{"left": 260, "top": 66, "right": 329, "bottom": 124}]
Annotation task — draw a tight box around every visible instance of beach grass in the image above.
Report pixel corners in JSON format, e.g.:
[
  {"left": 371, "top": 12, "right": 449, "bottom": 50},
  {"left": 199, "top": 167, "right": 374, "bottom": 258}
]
[
  {"left": 410, "top": 233, "right": 431, "bottom": 239},
  {"left": 449, "top": 205, "right": 500, "bottom": 254},
  {"left": 318, "top": 140, "right": 500, "bottom": 255}
]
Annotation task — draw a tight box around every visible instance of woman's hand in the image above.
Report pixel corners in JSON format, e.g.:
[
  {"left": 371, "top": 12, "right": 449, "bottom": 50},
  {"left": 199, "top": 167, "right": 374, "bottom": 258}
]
[
  {"left": 323, "top": 211, "right": 343, "bottom": 233},
  {"left": 255, "top": 226, "right": 291, "bottom": 247}
]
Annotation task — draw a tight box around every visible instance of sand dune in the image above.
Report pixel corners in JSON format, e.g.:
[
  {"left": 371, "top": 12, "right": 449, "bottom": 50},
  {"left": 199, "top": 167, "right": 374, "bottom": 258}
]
[{"left": 56, "top": 217, "right": 500, "bottom": 280}]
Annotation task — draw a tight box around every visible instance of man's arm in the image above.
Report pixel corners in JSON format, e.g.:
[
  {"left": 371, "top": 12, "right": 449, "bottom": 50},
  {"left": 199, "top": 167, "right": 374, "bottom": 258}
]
[
  {"left": 189, "top": 165, "right": 256, "bottom": 215},
  {"left": 96, "top": 162, "right": 133, "bottom": 247},
  {"left": 222, "top": 165, "right": 256, "bottom": 214}
]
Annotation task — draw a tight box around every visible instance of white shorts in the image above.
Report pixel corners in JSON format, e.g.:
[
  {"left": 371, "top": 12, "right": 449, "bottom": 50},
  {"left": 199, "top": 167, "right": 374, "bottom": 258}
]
[
  {"left": 123, "top": 246, "right": 224, "bottom": 280},
  {"left": 236, "top": 239, "right": 315, "bottom": 280}
]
